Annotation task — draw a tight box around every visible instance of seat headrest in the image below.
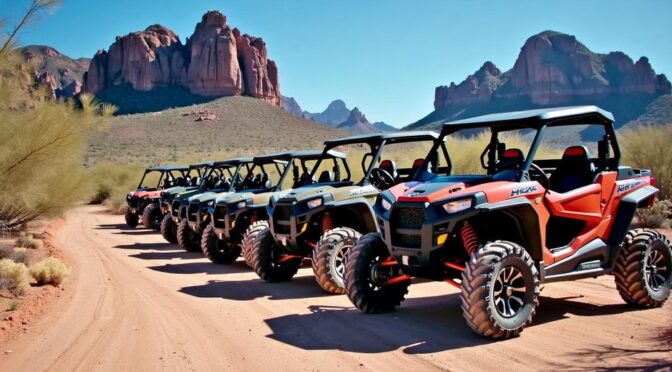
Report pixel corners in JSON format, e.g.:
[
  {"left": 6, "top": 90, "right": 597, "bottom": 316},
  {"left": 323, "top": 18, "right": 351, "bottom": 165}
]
[
  {"left": 318, "top": 170, "right": 333, "bottom": 183},
  {"left": 562, "top": 146, "right": 590, "bottom": 159},
  {"left": 412, "top": 158, "right": 425, "bottom": 169},
  {"left": 380, "top": 159, "right": 395, "bottom": 170},
  {"left": 502, "top": 148, "right": 524, "bottom": 161}
]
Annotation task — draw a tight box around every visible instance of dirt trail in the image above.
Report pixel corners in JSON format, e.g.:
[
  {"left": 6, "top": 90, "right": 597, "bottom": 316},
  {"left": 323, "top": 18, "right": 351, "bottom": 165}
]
[{"left": 2, "top": 205, "right": 670, "bottom": 371}]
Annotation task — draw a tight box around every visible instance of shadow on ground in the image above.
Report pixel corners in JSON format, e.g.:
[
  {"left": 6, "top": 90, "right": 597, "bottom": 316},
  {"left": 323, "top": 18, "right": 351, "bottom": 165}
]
[
  {"left": 148, "top": 260, "right": 253, "bottom": 275},
  {"left": 179, "top": 272, "right": 328, "bottom": 301}
]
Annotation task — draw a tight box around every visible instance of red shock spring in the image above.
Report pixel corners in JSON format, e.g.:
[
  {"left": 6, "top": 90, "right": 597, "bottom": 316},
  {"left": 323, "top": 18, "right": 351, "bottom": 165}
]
[
  {"left": 250, "top": 213, "right": 257, "bottom": 224},
  {"left": 460, "top": 223, "right": 479, "bottom": 256},
  {"left": 322, "top": 212, "right": 334, "bottom": 233}
]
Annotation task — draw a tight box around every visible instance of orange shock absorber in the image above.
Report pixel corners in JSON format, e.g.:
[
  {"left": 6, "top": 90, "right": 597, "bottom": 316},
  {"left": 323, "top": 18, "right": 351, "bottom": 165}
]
[
  {"left": 322, "top": 212, "right": 333, "bottom": 233},
  {"left": 460, "top": 222, "right": 479, "bottom": 256}
]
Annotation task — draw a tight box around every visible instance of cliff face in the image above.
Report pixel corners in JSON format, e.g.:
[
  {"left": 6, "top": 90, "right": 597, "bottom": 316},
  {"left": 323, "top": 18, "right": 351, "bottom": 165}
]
[
  {"left": 84, "top": 11, "right": 280, "bottom": 106},
  {"left": 21, "top": 45, "right": 89, "bottom": 99},
  {"left": 425, "top": 31, "right": 670, "bottom": 131}
]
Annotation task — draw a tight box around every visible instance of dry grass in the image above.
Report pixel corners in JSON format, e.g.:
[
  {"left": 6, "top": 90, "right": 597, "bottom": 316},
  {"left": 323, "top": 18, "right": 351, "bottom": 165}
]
[
  {"left": 29, "top": 257, "right": 70, "bottom": 286},
  {"left": 636, "top": 199, "right": 671, "bottom": 228},
  {"left": 17, "top": 232, "right": 43, "bottom": 249},
  {"left": 0, "top": 259, "right": 30, "bottom": 296},
  {"left": 86, "top": 96, "right": 346, "bottom": 166},
  {"left": 0, "top": 245, "right": 31, "bottom": 264},
  {"left": 620, "top": 124, "right": 672, "bottom": 200}
]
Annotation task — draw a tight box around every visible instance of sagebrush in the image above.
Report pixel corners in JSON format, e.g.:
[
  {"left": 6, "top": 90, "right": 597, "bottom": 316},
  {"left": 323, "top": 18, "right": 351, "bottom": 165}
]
[
  {"left": 30, "top": 257, "right": 70, "bottom": 286},
  {"left": 636, "top": 199, "right": 672, "bottom": 228},
  {"left": 0, "top": 258, "right": 30, "bottom": 296},
  {"left": 17, "top": 232, "right": 43, "bottom": 249},
  {"left": 620, "top": 124, "right": 672, "bottom": 200}
]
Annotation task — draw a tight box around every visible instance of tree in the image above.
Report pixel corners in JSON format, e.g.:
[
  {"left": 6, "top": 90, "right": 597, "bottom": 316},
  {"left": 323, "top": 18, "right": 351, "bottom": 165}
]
[{"left": 0, "top": 0, "right": 114, "bottom": 229}]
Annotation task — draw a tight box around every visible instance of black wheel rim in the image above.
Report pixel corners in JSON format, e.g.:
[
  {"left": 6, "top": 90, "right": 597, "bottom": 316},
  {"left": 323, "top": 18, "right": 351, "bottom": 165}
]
[
  {"left": 646, "top": 246, "right": 670, "bottom": 291},
  {"left": 493, "top": 265, "right": 526, "bottom": 318},
  {"left": 330, "top": 239, "right": 352, "bottom": 286},
  {"left": 368, "top": 256, "right": 397, "bottom": 290}
]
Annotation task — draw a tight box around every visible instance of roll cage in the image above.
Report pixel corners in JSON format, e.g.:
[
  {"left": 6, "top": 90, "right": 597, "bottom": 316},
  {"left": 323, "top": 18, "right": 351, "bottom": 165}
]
[
  {"left": 138, "top": 165, "right": 192, "bottom": 190},
  {"left": 414, "top": 106, "right": 620, "bottom": 183}
]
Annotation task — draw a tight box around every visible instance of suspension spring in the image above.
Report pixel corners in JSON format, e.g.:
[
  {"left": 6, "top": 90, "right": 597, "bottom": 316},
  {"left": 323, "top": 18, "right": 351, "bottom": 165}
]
[
  {"left": 460, "top": 222, "right": 479, "bottom": 256},
  {"left": 250, "top": 213, "right": 257, "bottom": 224},
  {"left": 322, "top": 212, "right": 334, "bottom": 233}
]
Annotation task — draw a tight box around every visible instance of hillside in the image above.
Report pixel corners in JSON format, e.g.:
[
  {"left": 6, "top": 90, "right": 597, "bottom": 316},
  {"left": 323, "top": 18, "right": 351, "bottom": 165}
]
[
  {"left": 21, "top": 45, "right": 90, "bottom": 98},
  {"left": 86, "top": 96, "right": 346, "bottom": 165},
  {"left": 625, "top": 95, "right": 672, "bottom": 127},
  {"left": 407, "top": 31, "right": 670, "bottom": 137}
]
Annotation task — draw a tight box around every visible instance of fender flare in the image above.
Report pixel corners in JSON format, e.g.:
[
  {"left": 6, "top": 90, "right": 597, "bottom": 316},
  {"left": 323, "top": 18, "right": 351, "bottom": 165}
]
[
  {"left": 323, "top": 197, "right": 378, "bottom": 233},
  {"left": 475, "top": 197, "right": 544, "bottom": 261},
  {"left": 607, "top": 185, "right": 659, "bottom": 245}
]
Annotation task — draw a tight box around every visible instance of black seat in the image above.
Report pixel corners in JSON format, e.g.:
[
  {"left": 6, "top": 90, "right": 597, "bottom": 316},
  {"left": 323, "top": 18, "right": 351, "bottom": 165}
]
[
  {"left": 549, "top": 146, "right": 595, "bottom": 193},
  {"left": 379, "top": 159, "right": 398, "bottom": 179},
  {"left": 318, "top": 170, "right": 333, "bottom": 183},
  {"left": 495, "top": 148, "right": 525, "bottom": 172}
]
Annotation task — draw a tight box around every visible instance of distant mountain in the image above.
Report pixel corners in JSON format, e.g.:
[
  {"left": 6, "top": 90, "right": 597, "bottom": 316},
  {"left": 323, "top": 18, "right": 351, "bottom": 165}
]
[
  {"left": 281, "top": 96, "right": 304, "bottom": 117},
  {"left": 625, "top": 95, "right": 672, "bottom": 127},
  {"left": 307, "top": 99, "right": 352, "bottom": 127},
  {"left": 406, "top": 31, "right": 671, "bottom": 138},
  {"left": 336, "top": 107, "right": 378, "bottom": 135},
  {"left": 21, "top": 45, "right": 90, "bottom": 98},
  {"left": 373, "top": 121, "right": 396, "bottom": 132}
]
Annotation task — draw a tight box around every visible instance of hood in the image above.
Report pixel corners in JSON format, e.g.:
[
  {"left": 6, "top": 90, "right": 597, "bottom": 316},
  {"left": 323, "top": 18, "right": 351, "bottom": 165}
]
[
  {"left": 130, "top": 189, "right": 160, "bottom": 199},
  {"left": 277, "top": 184, "right": 338, "bottom": 203},
  {"left": 188, "top": 191, "right": 230, "bottom": 204}
]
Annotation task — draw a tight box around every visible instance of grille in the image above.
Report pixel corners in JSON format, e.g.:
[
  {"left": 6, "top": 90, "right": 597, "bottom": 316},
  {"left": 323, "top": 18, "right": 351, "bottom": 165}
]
[
  {"left": 171, "top": 200, "right": 181, "bottom": 217},
  {"left": 273, "top": 204, "right": 293, "bottom": 234},
  {"left": 187, "top": 203, "right": 199, "bottom": 222},
  {"left": 213, "top": 204, "right": 228, "bottom": 228},
  {"left": 392, "top": 232, "right": 421, "bottom": 248},
  {"left": 128, "top": 197, "right": 139, "bottom": 209},
  {"left": 391, "top": 206, "right": 425, "bottom": 229}
]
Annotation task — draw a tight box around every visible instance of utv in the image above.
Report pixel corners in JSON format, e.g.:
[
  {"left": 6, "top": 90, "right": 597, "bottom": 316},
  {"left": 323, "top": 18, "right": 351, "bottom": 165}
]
[
  {"left": 344, "top": 106, "right": 672, "bottom": 339},
  {"left": 203, "top": 150, "right": 346, "bottom": 264},
  {"left": 124, "top": 165, "right": 195, "bottom": 229},
  {"left": 159, "top": 159, "right": 251, "bottom": 244},
  {"left": 174, "top": 158, "right": 254, "bottom": 251},
  {"left": 251, "top": 131, "right": 441, "bottom": 294}
]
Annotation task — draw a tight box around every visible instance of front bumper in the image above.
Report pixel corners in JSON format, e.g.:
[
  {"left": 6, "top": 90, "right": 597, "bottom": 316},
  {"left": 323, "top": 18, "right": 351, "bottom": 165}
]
[
  {"left": 187, "top": 202, "right": 210, "bottom": 232},
  {"left": 376, "top": 194, "right": 485, "bottom": 274},
  {"left": 268, "top": 200, "right": 325, "bottom": 254},
  {"left": 211, "top": 203, "right": 263, "bottom": 240}
]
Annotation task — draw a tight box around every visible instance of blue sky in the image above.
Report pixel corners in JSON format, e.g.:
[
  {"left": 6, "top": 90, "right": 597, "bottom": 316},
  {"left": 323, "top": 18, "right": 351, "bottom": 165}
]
[{"left": 5, "top": 0, "right": 671, "bottom": 126}]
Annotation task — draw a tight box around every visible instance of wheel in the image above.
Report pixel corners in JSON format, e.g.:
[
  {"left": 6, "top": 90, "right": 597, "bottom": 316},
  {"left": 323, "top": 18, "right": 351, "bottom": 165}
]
[
  {"left": 250, "top": 225, "right": 301, "bottom": 282},
  {"left": 242, "top": 220, "right": 269, "bottom": 268},
  {"left": 344, "top": 233, "right": 409, "bottom": 313},
  {"left": 615, "top": 228, "right": 671, "bottom": 307},
  {"left": 177, "top": 219, "right": 201, "bottom": 252},
  {"left": 312, "top": 227, "right": 361, "bottom": 294},
  {"left": 124, "top": 207, "right": 138, "bottom": 228},
  {"left": 160, "top": 213, "right": 178, "bottom": 244},
  {"left": 461, "top": 240, "right": 540, "bottom": 339},
  {"left": 201, "top": 224, "right": 241, "bottom": 263},
  {"left": 141, "top": 203, "right": 162, "bottom": 231}
]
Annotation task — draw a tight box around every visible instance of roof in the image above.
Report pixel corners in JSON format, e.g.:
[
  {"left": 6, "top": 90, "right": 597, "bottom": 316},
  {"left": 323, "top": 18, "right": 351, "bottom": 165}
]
[
  {"left": 324, "top": 131, "right": 439, "bottom": 147},
  {"left": 189, "top": 158, "right": 254, "bottom": 168},
  {"left": 442, "top": 106, "right": 614, "bottom": 134},
  {"left": 253, "top": 149, "right": 346, "bottom": 163},
  {"left": 147, "top": 164, "right": 190, "bottom": 172}
]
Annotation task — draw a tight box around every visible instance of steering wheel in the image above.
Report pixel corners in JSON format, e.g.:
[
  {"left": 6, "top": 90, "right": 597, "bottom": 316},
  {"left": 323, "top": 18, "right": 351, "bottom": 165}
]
[
  {"left": 528, "top": 163, "right": 550, "bottom": 189},
  {"left": 368, "top": 168, "right": 396, "bottom": 190}
]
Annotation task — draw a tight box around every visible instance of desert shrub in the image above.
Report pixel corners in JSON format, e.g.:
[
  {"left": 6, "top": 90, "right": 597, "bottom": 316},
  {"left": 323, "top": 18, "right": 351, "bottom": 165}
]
[
  {"left": 10, "top": 247, "right": 30, "bottom": 265},
  {"left": 620, "top": 125, "right": 672, "bottom": 200},
  {"left": 16, "top": 232, "right": 43, "bottom": 249},
  {"left": 8, "top": 299, "right": 20, "bottom": 311},
  {"left": 636, "top": 199, "right": 672, "bottom": 228},
  {"left": 0, "top": 2, "right": 114, "bottom": 229},
  {"left": 29, "top": 257, "right": 70, "bottom": 286},
  {"left": 85, "top": 162, "right": 144, "bottom": 213},
  {"left": 0, "top": 246, "right": 31, "bottom": 264},
  {"left": 0, "top": 259, "right": 30, "bottom": 296}
]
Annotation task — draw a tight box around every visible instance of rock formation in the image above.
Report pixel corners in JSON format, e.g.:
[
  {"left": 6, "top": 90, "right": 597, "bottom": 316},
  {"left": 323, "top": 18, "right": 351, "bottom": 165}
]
[
  {"left": 337, "top": 107, "right": 378, "bottom": 135},
  {"left": 22, "top": 45, "right": 90, "bottom": 99},
  {"left": 423, "top": 31, "right": 671, "bottom": 130},
  {"left": 83, "top": 11, "right": 280, "bottom": 106}
]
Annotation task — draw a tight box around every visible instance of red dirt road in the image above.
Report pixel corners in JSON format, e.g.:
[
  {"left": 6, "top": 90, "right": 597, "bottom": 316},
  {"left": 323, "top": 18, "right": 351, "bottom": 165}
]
[{"left": 2, "top": 205, "right": 670, "bottom": 370}]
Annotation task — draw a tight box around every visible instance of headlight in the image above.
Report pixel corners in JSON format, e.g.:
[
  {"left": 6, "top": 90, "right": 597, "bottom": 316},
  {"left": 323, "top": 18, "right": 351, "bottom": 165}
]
[
  {"left": 237, "top": 201, "right": 247, "bottom": 209},
  {"left": 442, "top": 198, "right": 472, "bottom": 214},
  {"left": 306, "top": 198, "right": 323, "bottom": 210},
  {"left": 381, "top": 198, "right": 392, "bottom": 211}
]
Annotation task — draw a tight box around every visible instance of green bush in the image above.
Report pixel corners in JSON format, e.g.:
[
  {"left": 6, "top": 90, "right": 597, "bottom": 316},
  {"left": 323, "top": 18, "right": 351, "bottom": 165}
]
[
  {"left": 620, "top": 125, "right": 672, "bottom": 200},
  {"left": 0, "top": 258, "right": 30, "bottom": 296},
  {"left": 8, "top": 299, "right": 20, "bottom": 311},
  {"left": 85, "top": 162, "right": 144, "bottom": 214},
  {"left": 29, "top": 257, "right": 70, "bottom": 286},
  {"left": 636, "top": 199, "right": 672, "bottom": 228}
]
